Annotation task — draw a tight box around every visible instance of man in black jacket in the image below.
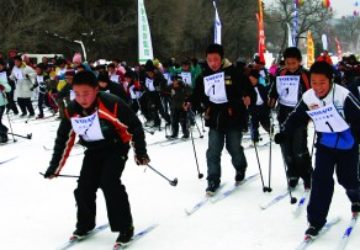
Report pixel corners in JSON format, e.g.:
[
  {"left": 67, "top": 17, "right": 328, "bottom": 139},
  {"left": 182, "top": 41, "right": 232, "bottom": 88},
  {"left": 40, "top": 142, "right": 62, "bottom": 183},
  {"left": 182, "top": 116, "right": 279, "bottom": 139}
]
[
  {"left": 44, "top": 71, "right": 149, "bottom": 246},
  {"left": 191, "top": 44, "right": 254, "bottom": 195},
  {"left": 98, "top": 72, "right": 129, "bottom": 104}
]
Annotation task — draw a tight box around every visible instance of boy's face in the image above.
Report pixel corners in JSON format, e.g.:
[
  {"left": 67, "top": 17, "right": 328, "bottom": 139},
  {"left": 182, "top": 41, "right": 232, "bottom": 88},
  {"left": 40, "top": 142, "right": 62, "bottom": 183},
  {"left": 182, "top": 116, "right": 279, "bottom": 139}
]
[
  {"left": 73, "top": 84, "right": 99, "bottom": 109},
  {"left": 249, "top": 76, "right": 258, "bottom": 86},
  {"left": 285, "top": 57, "right": 301, "bottom": 73},
  {"left": 182, "top": 64, "right": 190, "bottom": 71},
  {"left": 35, "top": 68, "right": 42, "bottom": 75},
  {"left": 311, "top": 73, "right": 331, "bottom": 98},
  {"left": 173, "top": 80, "right": 180, "bottom": 89},
  {"left": 207, "top": 53, "right": 222, "bottom": 72}
]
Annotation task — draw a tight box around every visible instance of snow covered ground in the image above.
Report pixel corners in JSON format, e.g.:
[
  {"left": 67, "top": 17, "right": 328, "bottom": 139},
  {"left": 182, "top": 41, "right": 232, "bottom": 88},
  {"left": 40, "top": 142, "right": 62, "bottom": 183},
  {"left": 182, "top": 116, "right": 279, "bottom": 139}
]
[{"left": 0, "top": 111, "right": 358, "bottom": 250}]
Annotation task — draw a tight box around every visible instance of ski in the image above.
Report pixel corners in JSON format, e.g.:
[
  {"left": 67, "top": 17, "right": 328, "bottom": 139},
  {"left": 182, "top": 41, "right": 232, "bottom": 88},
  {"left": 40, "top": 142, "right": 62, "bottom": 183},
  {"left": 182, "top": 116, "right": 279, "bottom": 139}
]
[
  {"left": 184, "top": 183, "right": 226, "bottom": 216},
  {"left": 57, "top": 223, "right": 109, "bottom": 250},
  {"left": 0, "top": 155, "right": 19, "bottom": 165},
  {"left": 335, "top": 213, "right": 358, "bottom": 250},
  {"left": 259, "top": 191, "right": 289, "bottom": 210},
  {"left": 112, "top": 224, "right": 158, "bottom": 250},
  {"left": 295, "top": 217, "right": 341, "bottom": 250},
  {"left": 210, "top": 174, "right": 259, "bottom": 204},
  {"left": 293, "top": 190, "right": 311, "bottom": 218}
]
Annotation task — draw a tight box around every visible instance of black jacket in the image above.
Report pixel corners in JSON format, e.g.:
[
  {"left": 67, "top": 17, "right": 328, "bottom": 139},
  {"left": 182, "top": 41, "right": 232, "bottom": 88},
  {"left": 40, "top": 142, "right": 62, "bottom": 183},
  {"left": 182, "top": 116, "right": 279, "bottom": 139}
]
[
  {"left": 99, "top": 80, "right": 129, "bottom": 104},
  {"left": 191, "top": 59, "right": 254, "bottom": 131},
  {"left": 48, "top": 92, "right": 146, "bottom": 175}
]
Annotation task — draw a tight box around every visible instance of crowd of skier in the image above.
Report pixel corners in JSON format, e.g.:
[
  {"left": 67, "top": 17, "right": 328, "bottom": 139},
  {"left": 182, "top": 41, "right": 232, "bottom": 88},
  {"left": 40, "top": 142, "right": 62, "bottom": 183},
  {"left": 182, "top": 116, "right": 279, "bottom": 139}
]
[{"left": 1, "top": 45, "right": 360, "bottom": 247}]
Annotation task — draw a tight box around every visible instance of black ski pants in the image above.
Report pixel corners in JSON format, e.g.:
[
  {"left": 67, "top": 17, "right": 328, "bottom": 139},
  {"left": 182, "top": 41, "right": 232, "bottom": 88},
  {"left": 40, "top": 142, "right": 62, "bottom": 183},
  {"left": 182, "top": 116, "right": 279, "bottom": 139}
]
[{"left": 74, "top": 145, "right": 132, "bottom": 232}]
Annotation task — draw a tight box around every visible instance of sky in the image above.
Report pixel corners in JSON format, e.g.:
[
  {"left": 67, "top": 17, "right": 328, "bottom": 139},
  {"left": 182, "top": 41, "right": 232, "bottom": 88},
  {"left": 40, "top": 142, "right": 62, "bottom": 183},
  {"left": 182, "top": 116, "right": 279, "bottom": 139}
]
[{"left": 265, "top": 0, "right": 359, "bottom": 17}]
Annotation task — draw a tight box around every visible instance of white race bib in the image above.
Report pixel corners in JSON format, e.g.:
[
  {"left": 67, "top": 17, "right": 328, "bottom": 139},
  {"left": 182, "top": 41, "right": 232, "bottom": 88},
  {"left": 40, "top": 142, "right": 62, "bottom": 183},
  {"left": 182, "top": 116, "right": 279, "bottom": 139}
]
[
  {"left": 0, "top": 72, "right": 7, "bottom": 83},
  {"left": 110, "top": 74, "right": 120, "bottom": 83},
  {"left": 163, "top": 73, "right": 172, "bottom": 86},
  {"left": 255, "top": 87, "right": 264, "bottom": 106},
  {"left": 36, "top": 75, "right": 44, "bottom": 83},
  {"left": 306, "top": 103, "right": 349, "bottom": 133},
  {"left": 129, "top": 85, "right": 142, "bottom": 99},
  {"left": 13, "top": 67, "right": 23, "bottom": 81},
  {"left": 145, "top": 78, "right": 155, "bottom": 92},
  {"left": 181, "top": 72, "right": 192, "bottom": 86},
  {"left": 70, "top": 112, "right": 104, "bottom": 142},
  {"left": 276, "top": 75, "right": 300, "bottom": 107},
  {"left": 203, "top": 72, "right": 228, "bottom": 104},
  {"left": 70, "top": 90, "right": 76, "bottom": 101}
]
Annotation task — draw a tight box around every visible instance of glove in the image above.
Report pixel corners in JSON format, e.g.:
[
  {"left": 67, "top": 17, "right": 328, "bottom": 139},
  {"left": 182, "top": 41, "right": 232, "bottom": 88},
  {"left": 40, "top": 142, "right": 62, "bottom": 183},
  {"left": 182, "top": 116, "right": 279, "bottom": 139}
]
[
  {"left": 274, "top": 132, "right": 286, "bottom": 144},
  {"left": 0, "top": 84, "right": 4, "bottom": 91},
  {"left": 135, "top": 154, "right": 150, "bottom": 165},
  {"left": 43, "top": 167, "right": 57, "bottom": 179}
]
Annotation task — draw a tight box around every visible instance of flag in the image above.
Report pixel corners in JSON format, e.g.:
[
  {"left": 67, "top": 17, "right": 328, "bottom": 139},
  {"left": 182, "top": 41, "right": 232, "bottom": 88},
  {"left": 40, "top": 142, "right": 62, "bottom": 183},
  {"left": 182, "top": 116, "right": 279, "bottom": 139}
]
[
  {"left": 307, "top": 31, "right": 315, "bottom": 68},
  {"left": 256, "top": 0, "right": 266, "bottom": 64},
  {"left": 296, "top": 0, "right": 304, "bottom": 7},
  {"left": 321, "top": 34, "right": 328, "bottom": 51},
  {"left": 293, "top": 0, "right": 298, "bottom": 46},
  {"left": 335, "top": 37, "right": 343, "bottom": 60},
  {"left": 138, "top": 0, "right": 154, "bottom": 64},
  {"left": 287, "top": 23, "right": 294, "bottom": 47},
  {"left": 322, "top": 0, "right": 331, "bottom": 9},
  {"left": 213, "top": 1, "right": 222, "bottom": 45}
]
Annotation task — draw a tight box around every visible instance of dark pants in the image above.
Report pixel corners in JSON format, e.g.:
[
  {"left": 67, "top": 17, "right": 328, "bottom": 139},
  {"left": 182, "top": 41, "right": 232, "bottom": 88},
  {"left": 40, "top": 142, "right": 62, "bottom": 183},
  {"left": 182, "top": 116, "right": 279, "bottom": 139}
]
[
  {"left": 0, "top": 106, "right": 8, "bottom": 141},
  {"left": 307, "top": 144, "right": 360, "bottom": 228},
  {"left": 5, "top": 89, "right": 18, "bottom": 115},
  {"left": 17, "top": 97, "right": 34, "bottom": 116},
  {"left": 147, "top": 92, "right": 170, "bottom": 126},
  {"left": 171, "top": 109, "right": 189, "bottom": 137},
  {"left": 74, "top": 146, "right": 133, "bottom": 232},
  {"left": 249, "top": 105, "right": 270, "bottom": 141},
  {"left": 206, "top": 128, "right": 247, "bottom": 184},
  {"left": 280, "top": 126, "right": 312, "bottom": 182},
  {"left": 38, "top": 93, "right": 46, "bottom": 116}
]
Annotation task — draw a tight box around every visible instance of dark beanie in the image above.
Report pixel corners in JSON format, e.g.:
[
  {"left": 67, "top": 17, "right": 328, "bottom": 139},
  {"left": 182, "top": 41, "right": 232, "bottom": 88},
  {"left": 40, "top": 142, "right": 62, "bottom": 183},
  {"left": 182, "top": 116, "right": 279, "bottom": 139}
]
[{"left": 97, "top": 72, "right": 110, "bottom": 83}]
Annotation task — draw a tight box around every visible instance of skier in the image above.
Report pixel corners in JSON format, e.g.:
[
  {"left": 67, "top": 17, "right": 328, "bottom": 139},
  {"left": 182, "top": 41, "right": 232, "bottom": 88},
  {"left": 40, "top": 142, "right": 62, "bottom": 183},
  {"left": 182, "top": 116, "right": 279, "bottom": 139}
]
[
  {"left": 167, "top": 75, "right": 192, "bottom": 139},
  {"left": 274, "top": 61, "right": 360, "bottom": 238},
  {"left": 43, "top": 70, "right": 150, "bottom": 245},
  {"left": 0, "top": 60, "right": 11, "bottom": 143},
  {"left": 31, "top": 64, "right": 50, "bottom": 119},
  {"left": 191, "top": 44, "right": 253, "bottom": 195},
  {"left": 268, "top": 47, "right": 313, "bottom": 189},
  {"left": 9, "top": 55, "right": 36, "bottom": 117},
  {"left": 248, "top": 69, "right": 270, "bottom": 142}
]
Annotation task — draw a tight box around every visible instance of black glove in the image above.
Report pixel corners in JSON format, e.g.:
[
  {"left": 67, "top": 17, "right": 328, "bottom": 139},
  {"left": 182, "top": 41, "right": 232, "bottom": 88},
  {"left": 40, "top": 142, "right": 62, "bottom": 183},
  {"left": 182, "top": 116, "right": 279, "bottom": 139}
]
[
  {"left": 274, "top": 132, "right": 286, "bottom": 144},
  {"left": 44, "top": 167, "right": 56, "bottom": 178},
  {"left": 135, "top": 154, "right": 150, "bottom": 165}
]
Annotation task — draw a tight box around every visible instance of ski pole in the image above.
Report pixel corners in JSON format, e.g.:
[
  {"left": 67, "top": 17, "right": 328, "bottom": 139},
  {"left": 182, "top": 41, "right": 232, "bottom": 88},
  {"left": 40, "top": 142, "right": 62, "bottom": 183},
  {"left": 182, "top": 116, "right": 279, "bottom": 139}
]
[
  {"left": 189, "top": 122, "right": 204, "bottom": 179},
  {"left": 146, "top": 164, "right": 178, "bottom": 186},
  {"left": 253, "top": 139, "right": 267, "bottom": 192},
  {"left": 265, "top": 113, "right": 275, "bottom": 193},
  {"left": 8, "top": 132, "right": 32, "bottom": 140},
  {"left": 280, "top": 149, "right": 297, "bottom": 204},
  {"left": 5, "top": 111, "right": 17, "bottom": 142},
  {"left": 189, "top": 110, "right": 204, "bottom": 138},
  {"left": 39, "top": 172, "right": 79, "bottom": 178}
]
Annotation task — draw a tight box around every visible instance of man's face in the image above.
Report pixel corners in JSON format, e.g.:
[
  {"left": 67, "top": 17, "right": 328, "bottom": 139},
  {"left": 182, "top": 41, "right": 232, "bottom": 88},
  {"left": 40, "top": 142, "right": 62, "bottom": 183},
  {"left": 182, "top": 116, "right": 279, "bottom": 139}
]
[
  {"left": 311, "top": 73, "right": 331, "bottom": 99},
  {"left": 14, "top": 59, "right": 22, "bottom": 68},
  {"left": 206, "top": 53, "right": 222, "bottom": 72},
  {"left": 285, "top": 57, "right": 301, "bottom": 73},
  {"left": 66, "top": 75, "right": 74, "bottom": 84},
  {"left": 146, "top": 71, "right": 154, "bottom": 78},
  {"left": 108, "top": 67, "right": 115, "bottom": 74},
  {"left": 182, "top": 64, "right": 190, "bottom": 71},
  {"left": 249, "top": 76, "right": 258, "bottom": 86},
  {"left": 98, "top": 80, "right": 108, "bottom": 88},
  {"left": 73, "top": 84, "right": 98, "bottom": 109},
  {"left": 35, "top": 68, "right": 42, "bottom": 75}
]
